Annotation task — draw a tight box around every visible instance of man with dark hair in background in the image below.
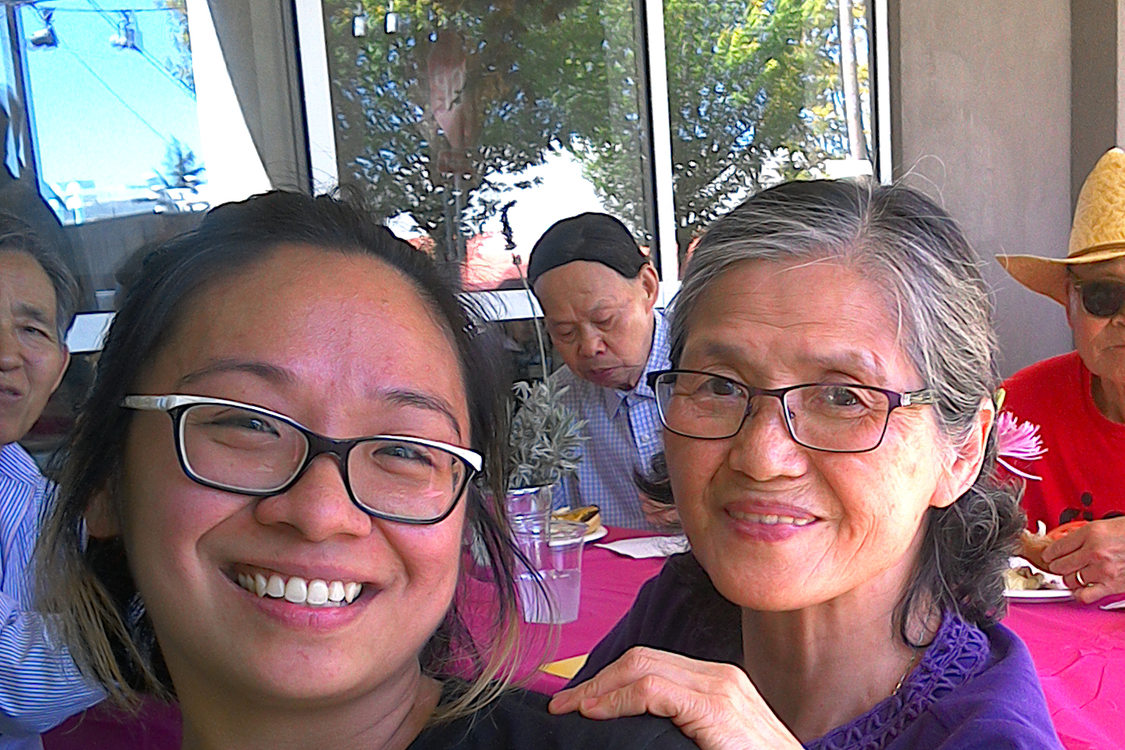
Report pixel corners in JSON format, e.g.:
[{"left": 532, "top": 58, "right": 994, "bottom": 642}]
[{"left": 528, "top": 213, "right": 676, "bottom": 531}]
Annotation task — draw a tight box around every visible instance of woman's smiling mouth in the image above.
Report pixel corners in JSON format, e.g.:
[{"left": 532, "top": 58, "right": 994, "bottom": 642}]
[
  {"left": 727, "top": 510, "right": 816, "bottom": 527},
  {"left": 233, "top": 567, "right": 364, "bottom": 608}
]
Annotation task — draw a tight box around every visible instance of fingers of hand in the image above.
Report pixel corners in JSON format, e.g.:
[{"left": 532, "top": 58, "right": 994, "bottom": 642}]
[
  {"left": 1066, "top": 559, "right": 1125, "bottom": 601},
  {"left": 1050, "top": 549, "right": 1092, "bottom": 577},
  {"left": 1073, "top": 580, "right": 1111, "bottom": 603},
  {"left": 1043, "top": 526, "right": 1087, "bottom": 563},
  {"left": 568, "top": 672, "right": 800, "bottom": 750},
  {"left": 1066, "top": 570, "right": 1091, "bottom": 592},
  {"left": 570, "top": 673, "right": 698, "bottom": 720},
  {"left": 549, "top": 648, "right": 804, "bottom": 750},
  {"left": 549, "top": 647, "right": 751, "bottom": 715}
]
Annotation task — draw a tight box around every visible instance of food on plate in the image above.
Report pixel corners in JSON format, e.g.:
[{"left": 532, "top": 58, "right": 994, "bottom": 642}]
[
  {"left": 553, "top": 505, "right": 602, "bottom": 535},
  {"left": 1018, "top": 519, "right": 1088, "bottom": 570},
  {"left": 1004, "top": 564, "right": 1066, "bottom": 592}
]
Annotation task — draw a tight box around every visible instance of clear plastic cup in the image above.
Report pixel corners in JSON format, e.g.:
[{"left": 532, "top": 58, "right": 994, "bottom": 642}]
[
  {"left": 510, "top": 514, "right": 585, "bottom": 624},
  {"left": 504, "top": 485, "right": 553, "bottom": 521}
]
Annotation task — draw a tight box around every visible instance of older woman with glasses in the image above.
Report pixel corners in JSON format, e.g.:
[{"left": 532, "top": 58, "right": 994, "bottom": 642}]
[
  {"left": 32, "top": 191, "right": 693, "bottom": 749},
  {"left": 998, "top": 146, "right": 1125, "bottom": 603},
  {"left": 550, "top": 180, "right": 1062, "bottom": 748}
]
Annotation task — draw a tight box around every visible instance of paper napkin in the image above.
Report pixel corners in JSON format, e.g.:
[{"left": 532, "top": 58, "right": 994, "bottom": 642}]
[{"left": 595, "top": 535, "right": 689, "bottom": 559}]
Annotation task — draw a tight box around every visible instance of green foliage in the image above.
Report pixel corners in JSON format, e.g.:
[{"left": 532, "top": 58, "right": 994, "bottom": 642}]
[
  {"left": 654, "top": 0, "right": 857, "bottom": 248},
  {"left": 324, "top": 0, "right": 866, "bottom": 260},
  {"left": 507, "top": 379, "right": 589, "bottom": 490},
  {"left": 158, "top": 0, "right": 194, "bottom": 94},
  {"left": 326, "top": 0, "right": 645, "bottom": 261}
]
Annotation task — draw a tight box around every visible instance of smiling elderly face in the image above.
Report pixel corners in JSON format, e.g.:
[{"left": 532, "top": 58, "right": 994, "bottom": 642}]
[
  {"left": 0, "top": 250, "right": 69, "bottom": 445},
  {"left": 667, "top": 258, "right": 972, "bottom": 613},
  {"left": 98, "top": 243, "right": 471, "bottom": 709}
]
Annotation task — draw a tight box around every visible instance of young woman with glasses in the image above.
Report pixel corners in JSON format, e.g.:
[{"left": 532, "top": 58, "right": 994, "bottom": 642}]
[
  {"left": 549, "top": 180, "right": 1062, "bottom": 748},
  {"left": 33, "top": 191, "right": 692, "bottom": 749}
]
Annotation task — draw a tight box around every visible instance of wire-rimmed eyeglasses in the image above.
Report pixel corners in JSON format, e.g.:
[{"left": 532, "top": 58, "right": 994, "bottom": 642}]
[
  {"left": 122, "top": 395, "right": 482, "bottom": 525},
  {"left": 647, "top": 370, "right": 937, "bottom": 454}
]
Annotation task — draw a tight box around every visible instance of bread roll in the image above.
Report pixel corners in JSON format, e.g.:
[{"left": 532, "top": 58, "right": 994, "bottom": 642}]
[
  {"left": 1019, "top": 529, "right": 1052, "bottom": 571},
  {"left": 554, "top": 505, "right": 602, "bottom": 534},
  {"left": 1019, "top": 519, "right": 1088, "bottom": 571}
]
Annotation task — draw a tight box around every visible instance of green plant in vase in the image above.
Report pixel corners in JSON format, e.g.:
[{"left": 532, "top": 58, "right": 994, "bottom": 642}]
[
  {"left": 504, "top": 227, "right": 588, "bottom": 515},
  {"left": 506, "top": 379, "right": 587, "bottom": 502}
]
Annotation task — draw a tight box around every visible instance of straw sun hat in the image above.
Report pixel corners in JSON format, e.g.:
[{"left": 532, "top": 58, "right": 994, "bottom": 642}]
[{"left": 998, "top": 147, "right": 1125, "bottom": 304}]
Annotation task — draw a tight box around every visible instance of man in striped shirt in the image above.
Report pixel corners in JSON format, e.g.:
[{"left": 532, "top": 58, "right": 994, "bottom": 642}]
[
  {"left": 528, "top": 213, "right": 675, "bottom": 531},
  {"left": 0, "top": 216, "right": 103, "bottom": 749}
]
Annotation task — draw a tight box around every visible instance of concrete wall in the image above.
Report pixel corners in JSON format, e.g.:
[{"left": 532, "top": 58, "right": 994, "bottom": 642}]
[
  {"left": 1071, "top": 0, "right": 1119, "bottom": 206},
  {"left": 1119, "top": 1, "right": 1125, "bottom": 145},
  {"left": 891, "top": 0, "right": 1076, "bottom": 377}
]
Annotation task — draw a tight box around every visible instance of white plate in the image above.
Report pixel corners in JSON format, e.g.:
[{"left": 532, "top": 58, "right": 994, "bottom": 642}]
[
  {"left": 1004, "top": 556, "right": 1072, "bottom": 601},
  {"left": 1004, "top": 587, "right": 1073, "bottom": 602},
  {"left": 583, "top": 526, "right": 608, "bottom": 543}
]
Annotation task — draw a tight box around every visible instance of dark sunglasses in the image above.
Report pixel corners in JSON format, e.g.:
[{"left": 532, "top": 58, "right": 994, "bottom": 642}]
[{"left": 1075, "top": 279, "right": 1125, "bottom": 318}]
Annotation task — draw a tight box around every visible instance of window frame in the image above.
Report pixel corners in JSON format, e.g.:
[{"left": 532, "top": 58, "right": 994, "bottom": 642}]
[{"left": 58, "top": 0, "right": 889, "bottom": 351}]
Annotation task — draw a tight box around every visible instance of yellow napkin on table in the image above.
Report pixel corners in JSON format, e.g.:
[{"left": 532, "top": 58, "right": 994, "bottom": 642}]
[{"left": 539, "top": 653, "right": 588, "bottom": 680}]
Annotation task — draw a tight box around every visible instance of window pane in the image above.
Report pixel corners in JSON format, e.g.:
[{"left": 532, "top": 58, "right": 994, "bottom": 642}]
[
  {"left": 664, "top": 0, "right": 873, "bottom": 257},
  {"left": 10, "top": 0, "right": 271, "bottom": 312},
  {"left": 321, "top": 1, "right": 656, "bottom": 291},
  {"left": 21, "top": 2, "right": 207, "bottom": 222}
]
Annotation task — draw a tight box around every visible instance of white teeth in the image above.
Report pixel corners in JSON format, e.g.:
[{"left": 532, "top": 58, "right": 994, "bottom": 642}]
[
  {"left": 731, "top": 511, "right": 814, "bottom": 527},
  {"left": 266, "top": 574, "right": 285, "bottom": 598},
  {"left": 236, "top": 571, "right": 363, "bottom": 607},
  {"left": 284, "top": 577, "right": 307, "bottom": 603},
  {"left": 307, "top": 579, "right": 329, "bottom": 605}
]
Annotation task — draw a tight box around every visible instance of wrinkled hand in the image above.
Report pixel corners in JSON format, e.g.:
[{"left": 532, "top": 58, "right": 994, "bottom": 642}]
[
  {"left": 640, "top": 494, "right": 681, "bottom": 531},
  {"left": 1044, "top": 517, "right": 1125, "bottom": 603},
  {"left": 548, "top": 647, "right": 802, "bottom": 750}
]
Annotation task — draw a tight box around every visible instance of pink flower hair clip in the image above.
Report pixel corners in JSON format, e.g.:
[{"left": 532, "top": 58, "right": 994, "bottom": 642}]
[{"left": 994, "top": 410, "right": 1046, "bottom": 481}]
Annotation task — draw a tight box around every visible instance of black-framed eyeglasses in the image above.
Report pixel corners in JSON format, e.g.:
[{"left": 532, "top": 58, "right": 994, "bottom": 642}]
[
  {"left": 1072, "top": 279, "right": 1125, "bottom": 318},
  {"left": 647, "top": 370, "right": 937, "bottom": 454},
  {"left": 121, "top": 395, "right": 483, "bottom": 525}
]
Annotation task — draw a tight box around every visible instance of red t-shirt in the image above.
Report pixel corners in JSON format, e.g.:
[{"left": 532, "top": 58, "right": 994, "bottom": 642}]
[{"left": 1001, "top": 351, "right": 1125, "bottom": 528}]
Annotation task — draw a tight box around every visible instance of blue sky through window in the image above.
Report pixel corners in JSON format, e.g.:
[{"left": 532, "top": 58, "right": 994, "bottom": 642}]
[{"left": 18, "top": 1, "right": 202, "bottom": 216}]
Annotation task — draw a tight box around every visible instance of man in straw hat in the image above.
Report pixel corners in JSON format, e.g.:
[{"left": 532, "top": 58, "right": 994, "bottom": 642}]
[{"left": 997, "top": 146, "right": 1125, "bottom": 604}]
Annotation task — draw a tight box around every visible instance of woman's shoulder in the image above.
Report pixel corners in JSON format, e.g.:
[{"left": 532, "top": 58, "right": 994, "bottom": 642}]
[
  {"left": 813, "top": 615, "right": 1060, "bottom": 750},
  {"left": 895, "top": 622, "right": 1062, "bottom": 749},
  {"left": 410, "top": 687, "right": 695, "bottom": 749}
]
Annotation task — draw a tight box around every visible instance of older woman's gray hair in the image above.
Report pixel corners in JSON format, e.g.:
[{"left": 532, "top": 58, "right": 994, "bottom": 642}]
[{"left": 668, "top": 178, "right": 1023, "bottom": 643}]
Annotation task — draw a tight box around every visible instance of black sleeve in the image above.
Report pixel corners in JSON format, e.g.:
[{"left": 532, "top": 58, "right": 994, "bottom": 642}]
[{"left": 411, "top": 688, "right": 698, "bottom": 749}]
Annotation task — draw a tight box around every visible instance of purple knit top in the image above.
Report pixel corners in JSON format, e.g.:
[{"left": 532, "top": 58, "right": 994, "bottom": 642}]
[{"left": 571, "top": 554, "right": 1062, "bottom": 749}]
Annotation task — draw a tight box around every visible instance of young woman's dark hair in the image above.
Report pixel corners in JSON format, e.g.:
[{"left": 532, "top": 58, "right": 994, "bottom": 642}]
[{"left": 36, "top": 190, "right": 520, "bottom": 718}]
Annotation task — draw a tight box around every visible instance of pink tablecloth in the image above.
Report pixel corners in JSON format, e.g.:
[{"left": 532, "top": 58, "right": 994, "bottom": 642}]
[
  {"left": 509, "top": 528, "right": 1125, "bottom": 750},
  {"left": 1004, "top": 600, "right": 1125, "bottom": 750},
  {"left": 43, "top": 526, "right": 1125, "bottom": 749}
]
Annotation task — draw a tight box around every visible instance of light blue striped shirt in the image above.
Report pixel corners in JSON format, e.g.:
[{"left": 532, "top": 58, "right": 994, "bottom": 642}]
[
  {"left": 551, "top": 309, "right": 670, "bottom": 530},
  {"left": 1, "top": 443, "right": 104, "bottom": 750}
]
